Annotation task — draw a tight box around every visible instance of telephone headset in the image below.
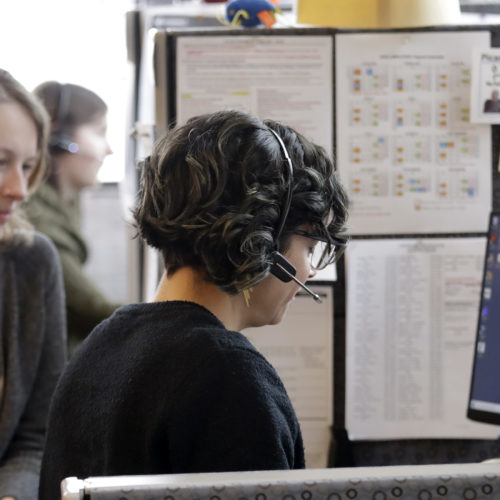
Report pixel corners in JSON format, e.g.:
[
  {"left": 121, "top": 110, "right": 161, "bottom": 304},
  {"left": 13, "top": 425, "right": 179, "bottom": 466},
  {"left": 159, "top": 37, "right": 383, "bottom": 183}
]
[
  {"left": 49, "top": 84, "right": 81, "bottom": 155},
  {"left": 267, "top": 128, "right": 322, "bottom": 304}
]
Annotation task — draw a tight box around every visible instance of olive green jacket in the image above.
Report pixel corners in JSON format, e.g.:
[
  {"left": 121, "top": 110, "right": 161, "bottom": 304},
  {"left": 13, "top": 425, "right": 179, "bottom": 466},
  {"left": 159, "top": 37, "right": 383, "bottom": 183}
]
[{"left": 24, "top": 184, "right": 121, "bottom": 354}]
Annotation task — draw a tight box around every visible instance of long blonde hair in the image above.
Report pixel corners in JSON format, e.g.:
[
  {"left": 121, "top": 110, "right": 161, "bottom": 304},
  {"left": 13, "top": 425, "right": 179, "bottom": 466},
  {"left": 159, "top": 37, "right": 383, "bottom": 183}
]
[{"left": 0, "top": 69, "right": 50, "bottom": 245}]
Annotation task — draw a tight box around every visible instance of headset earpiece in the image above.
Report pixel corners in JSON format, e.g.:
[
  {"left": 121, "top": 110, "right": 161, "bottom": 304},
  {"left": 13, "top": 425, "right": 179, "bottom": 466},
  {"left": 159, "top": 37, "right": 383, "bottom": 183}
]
[
  {"left": 49, "top": 131, "right": 80, "bottom": 154},
  {"left": 270, "top": 251, "right": 296, "bottom": 283}
]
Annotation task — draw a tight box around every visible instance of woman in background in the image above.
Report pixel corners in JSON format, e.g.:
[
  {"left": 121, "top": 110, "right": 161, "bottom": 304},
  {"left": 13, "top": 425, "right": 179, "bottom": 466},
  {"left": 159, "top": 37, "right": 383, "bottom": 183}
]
[
  {"left": 25, "top": 81, "right": 121, "bottom": 355},
  {"left": 0, "top": 69, "right": 66, "bottom": 500}
]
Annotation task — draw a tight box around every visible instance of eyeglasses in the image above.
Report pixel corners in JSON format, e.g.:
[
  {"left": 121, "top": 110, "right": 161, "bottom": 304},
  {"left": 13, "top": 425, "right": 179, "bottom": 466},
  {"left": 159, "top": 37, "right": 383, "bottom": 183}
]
[{"left": 291, "top": 229, "right": 348, "bottom": 269}]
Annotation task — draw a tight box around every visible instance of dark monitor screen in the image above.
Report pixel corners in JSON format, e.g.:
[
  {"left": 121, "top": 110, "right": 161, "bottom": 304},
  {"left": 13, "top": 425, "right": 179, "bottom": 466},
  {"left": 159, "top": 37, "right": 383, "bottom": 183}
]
[{"left": 468, "top": 212, "right": 500, "bottom": 426}]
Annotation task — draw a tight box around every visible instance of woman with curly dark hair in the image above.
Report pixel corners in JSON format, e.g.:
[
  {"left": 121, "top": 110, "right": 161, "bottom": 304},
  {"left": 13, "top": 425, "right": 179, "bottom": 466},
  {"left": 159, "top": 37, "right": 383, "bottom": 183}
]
[{"left": 39, "top": 109, "right": 349, "bottom": 498}]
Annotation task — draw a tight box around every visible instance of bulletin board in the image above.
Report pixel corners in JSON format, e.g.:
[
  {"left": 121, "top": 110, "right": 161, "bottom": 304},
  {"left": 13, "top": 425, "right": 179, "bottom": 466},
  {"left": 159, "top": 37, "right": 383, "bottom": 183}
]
[{"left": 152, "top": 25, "right": 500, "bottom": 467}]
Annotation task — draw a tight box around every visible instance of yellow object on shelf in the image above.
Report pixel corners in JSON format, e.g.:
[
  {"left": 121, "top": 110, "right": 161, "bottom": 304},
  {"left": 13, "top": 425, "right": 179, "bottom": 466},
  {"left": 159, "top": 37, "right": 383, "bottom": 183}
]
[{"left": 296, "top": 0, "right": 461, "bottom": 28}]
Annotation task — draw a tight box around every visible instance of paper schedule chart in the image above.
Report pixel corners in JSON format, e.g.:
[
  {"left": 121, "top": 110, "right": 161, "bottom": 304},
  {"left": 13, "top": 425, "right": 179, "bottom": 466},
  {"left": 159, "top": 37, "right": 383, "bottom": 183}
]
[
  {"left": 345, "top": 238, "right": 497, "bottom": 440},
  {"left": 244, "top": 286, "right": 333, "bottom": 468},
  {"left": 336, "top": 32, "right": 492, "bottom": 234}
]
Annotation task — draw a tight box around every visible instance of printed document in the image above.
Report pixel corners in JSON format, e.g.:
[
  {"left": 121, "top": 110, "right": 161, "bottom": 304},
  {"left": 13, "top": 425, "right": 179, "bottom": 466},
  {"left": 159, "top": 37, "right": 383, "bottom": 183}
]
[
  {"left": 345, "top": 238, "right": 497, "bottom": 440},
  {"left": 245, "top": 285, "right": 334, "bottom": 467},
  {"left": 176, "top": 35, "right": 333, "bottom": 153}
]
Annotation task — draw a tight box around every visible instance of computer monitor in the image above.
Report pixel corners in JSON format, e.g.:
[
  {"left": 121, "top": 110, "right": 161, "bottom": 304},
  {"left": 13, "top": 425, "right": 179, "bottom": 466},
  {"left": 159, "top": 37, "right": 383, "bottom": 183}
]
[{"left": 467, "top": 212, "right": 500, "bottom": 426}]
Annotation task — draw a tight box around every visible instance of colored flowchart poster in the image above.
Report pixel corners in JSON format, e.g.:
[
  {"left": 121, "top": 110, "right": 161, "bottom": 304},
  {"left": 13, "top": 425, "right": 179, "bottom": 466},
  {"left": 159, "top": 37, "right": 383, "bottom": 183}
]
[{"left": 336, "top": 32, "right": 491, "bottom": 234}]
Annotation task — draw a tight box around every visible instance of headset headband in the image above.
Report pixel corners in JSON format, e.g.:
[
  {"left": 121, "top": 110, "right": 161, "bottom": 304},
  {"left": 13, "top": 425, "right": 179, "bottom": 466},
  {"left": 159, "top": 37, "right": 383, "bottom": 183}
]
[
  {"left": 49, "top": 84, "right": 81, "bottom": 154},
  {"left": 55, "top": 84, "right": 71, "bottom": 130},
  {"left": 267, "top": 128, "right": 293, "bottom": 250}
]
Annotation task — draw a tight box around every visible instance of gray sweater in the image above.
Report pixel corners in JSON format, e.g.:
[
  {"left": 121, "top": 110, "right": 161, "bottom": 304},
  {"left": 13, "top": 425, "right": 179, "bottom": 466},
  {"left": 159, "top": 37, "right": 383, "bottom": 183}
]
[{"left": 0, "top": 232, "right": 66, "bottom": 499}]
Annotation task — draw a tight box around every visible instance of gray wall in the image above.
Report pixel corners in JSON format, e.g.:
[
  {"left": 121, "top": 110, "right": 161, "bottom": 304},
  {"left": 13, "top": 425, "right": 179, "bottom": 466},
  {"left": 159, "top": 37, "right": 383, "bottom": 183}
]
[{"left": 80, "top": 183, "right": 130, "bottom": 303}]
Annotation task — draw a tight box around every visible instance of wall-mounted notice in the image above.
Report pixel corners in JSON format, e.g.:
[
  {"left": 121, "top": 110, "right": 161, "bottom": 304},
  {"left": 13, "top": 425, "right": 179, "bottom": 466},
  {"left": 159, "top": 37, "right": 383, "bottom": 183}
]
[
  {"left": 176, "top": 35, "right": 333, "bottom": 154},
  {"left": 345, "top": 238, "right": 498, "bottom": 440},
  {"left": 244, "top": 285, "right": 333, "bottom": 468},
  {"left": 470, "top": 48, "right": 500, "bottom": 124},
  {"left": 336, "top": 32, "right": 491, "bottom": 235}
]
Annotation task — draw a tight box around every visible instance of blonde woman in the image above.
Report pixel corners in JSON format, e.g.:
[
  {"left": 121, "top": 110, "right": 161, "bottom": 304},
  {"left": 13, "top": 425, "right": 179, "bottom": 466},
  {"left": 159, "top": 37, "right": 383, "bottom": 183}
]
[{"left": 0, "top": 69, "right": 66, "bottom": 500}]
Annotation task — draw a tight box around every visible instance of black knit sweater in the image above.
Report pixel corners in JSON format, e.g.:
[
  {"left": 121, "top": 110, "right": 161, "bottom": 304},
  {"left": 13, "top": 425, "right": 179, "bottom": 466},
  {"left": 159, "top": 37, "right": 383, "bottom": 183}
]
[{"left": 39, "top": 301, "right": 304, "bottom": 499}]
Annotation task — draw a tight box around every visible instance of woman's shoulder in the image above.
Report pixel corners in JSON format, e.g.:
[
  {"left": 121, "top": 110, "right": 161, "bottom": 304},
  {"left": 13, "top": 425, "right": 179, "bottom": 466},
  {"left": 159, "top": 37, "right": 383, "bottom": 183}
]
[
  {"left": 27, "top": 231, "right": 59, "bottom": 259},
  {"left": 0, "top": 232, "right": 63, "bottom": 297},
  {"left": 104, "top": 301, "right": 259, "bottom": 358},
  {"left": 14, "top": 231, "right": 62, "bottom": 275}
]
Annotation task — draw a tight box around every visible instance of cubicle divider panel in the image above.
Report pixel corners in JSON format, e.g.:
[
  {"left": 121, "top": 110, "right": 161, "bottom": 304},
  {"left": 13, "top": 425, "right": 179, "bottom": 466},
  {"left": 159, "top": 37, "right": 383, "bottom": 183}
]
[{"left": 61, "top": 463, "right": 500, "bottom": 499}]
